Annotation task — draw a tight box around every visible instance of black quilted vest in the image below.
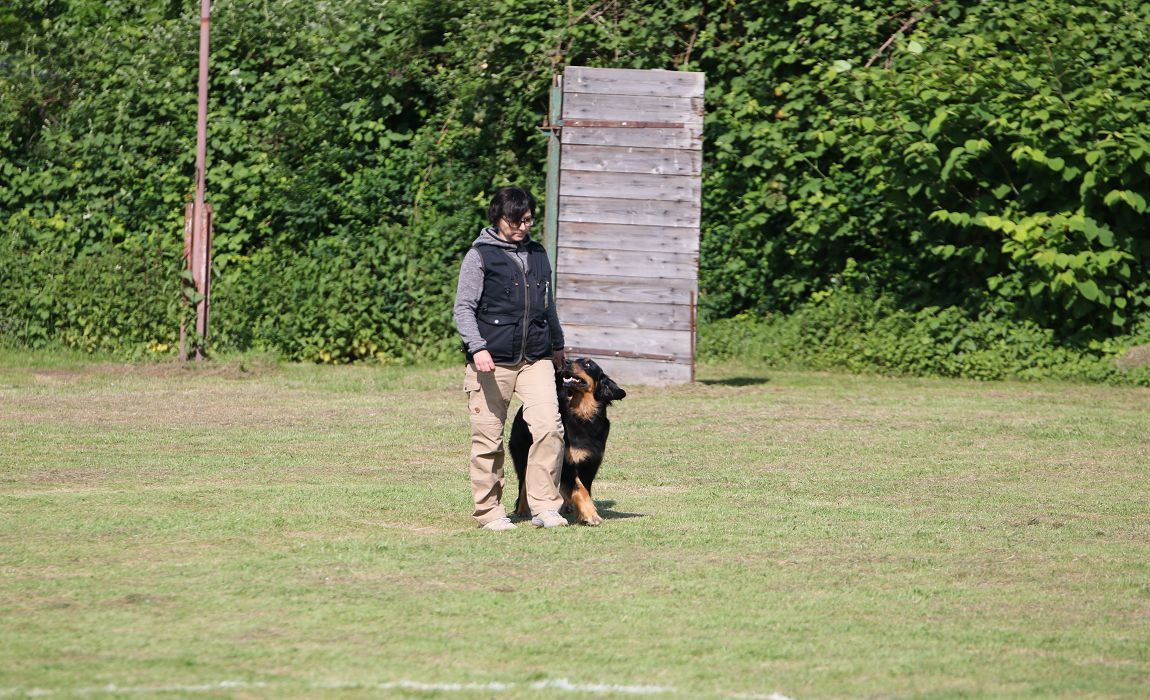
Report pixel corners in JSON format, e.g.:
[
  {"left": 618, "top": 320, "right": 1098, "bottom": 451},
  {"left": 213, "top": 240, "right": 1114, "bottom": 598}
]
[{"left": 472, "top": 242, "right": 554, "bottom": 365}]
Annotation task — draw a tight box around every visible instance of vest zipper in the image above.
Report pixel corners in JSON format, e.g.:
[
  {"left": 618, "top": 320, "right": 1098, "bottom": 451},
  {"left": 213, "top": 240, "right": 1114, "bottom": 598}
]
[{"left": 518, "top": 250, "right": 530, "bottom": 364}]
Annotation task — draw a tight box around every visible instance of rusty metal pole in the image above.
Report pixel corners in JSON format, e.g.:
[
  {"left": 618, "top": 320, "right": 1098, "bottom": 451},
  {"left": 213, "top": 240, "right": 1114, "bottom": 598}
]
[{"left": 188, "top": 0, "right": 213, "bottom": 360}]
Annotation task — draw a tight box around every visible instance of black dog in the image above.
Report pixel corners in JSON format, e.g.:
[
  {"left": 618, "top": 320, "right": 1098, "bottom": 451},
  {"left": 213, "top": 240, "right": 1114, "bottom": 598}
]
[{"left": 509, "top": 358, "right": 626, "bottom": 526}]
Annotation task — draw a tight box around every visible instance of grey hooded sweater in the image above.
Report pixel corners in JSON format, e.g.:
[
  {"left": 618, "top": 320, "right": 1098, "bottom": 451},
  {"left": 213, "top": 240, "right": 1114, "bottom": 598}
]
[{"left": 453, "top": 226, "right": 565, "bottom": 358}]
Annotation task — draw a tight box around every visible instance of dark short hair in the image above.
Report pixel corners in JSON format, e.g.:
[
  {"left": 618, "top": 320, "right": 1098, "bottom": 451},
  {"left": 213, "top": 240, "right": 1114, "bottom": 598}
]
[{"left": 487, "top": 186, "right": 536, "bottom": 226}]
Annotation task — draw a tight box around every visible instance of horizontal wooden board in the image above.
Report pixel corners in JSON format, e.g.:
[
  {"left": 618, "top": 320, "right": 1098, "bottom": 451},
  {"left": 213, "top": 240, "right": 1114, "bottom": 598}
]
[
  {"left": 559, "top": 195, "right": 700, "bottom": 229},
  {"left": 559, "top": 170, "right": 700, "bottom": 203},
  {"left": 557, "top": 298, "right": 693, "bottom": 332},
  {"left": 564, "top": 66, "right": 705, "bottom": 99},
  {"left": 560, "top": 144, "right": 702, "bottom": 176},
  {"left": 563, "top": 353, "right": 693, "bottom": 386},
  {"left": 557, "top": 246, "right": 696, "bottom": 280},
  {"left": 557, "top": 272, "right": 696, "bottom": 305},
  {"left": 563, "top": 324, "right": 693, "bottom": 359},
  {"left": 562, "top": 92, "right": 703, "bottom": 126},
  {"left": 558, "top": 221, "right": 699, "bottom": 254},
  {"left": 561, "top": 125, "right": 702, "bottom": 151}
]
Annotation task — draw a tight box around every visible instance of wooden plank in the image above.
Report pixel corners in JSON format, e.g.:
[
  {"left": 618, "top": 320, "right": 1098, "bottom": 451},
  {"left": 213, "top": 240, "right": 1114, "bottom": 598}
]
[
  {"left": 558, "top": 221, "right": 699, "bottom": 254},
  {"left": 562, "top": 92, "right": 703, "bottom": 126},
  {"left": 557, "top": 246, "right": 696, "bottom": 280},
  {"left": 559, "top": 170, "right": 700, "bottom": 203},
  {"left": 566, "top": 354, "right": 693, "bottom": 387},
  {"left": 559, "top": 195, "right": 700, "bottom": 228},
  {"left": 561, "top": 125, "right": 702, "bottom": 150},
  {"left": 558, "top": 298, "right": 693, "bottom": 332},
  {"left": 565, "top": 66, "right": 704, "bottom": 99},
  {"left": 560, "top": 144, "right": 701, "bottom": 176},
  {"left": 563, "top": 324, "right": 692, "bottom": 359},
  {"left": 557, "top": 272, "right": 695, "bottom": 305}
]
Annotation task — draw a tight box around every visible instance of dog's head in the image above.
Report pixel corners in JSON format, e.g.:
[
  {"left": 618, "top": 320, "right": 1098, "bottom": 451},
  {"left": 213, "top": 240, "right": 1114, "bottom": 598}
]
[{"left": 559, "top": 357, "right": 626, "bottom": 406}]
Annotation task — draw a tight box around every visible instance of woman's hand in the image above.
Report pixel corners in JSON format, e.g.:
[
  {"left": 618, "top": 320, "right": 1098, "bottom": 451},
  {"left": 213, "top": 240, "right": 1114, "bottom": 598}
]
[
  {"left": 551, "top": 349, "right": 566, "bottom": 369},
  {"left": 472, "top": 349, "right": 496, "bottom": 372}
]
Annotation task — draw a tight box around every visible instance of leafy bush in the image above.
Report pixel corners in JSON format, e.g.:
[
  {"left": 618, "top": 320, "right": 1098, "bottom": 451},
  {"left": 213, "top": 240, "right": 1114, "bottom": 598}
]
[
  {"left": 3, "top": 0, "right": 1149, "bottom": 373},
  {"left": 825, "top": 0, "right": 1150, "bottom": 337},
  {"left": 0, "top": 223, "right": 183, "bottom": 356},
  {"left": 700, "top": 290, "right": 1150, "bottom": 385},
  {"left": 209, "top": 219, "right": 468, "bottom": 365}
]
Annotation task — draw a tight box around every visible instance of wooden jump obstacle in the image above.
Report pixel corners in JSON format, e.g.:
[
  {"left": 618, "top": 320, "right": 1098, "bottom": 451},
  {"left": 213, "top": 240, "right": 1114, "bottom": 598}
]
[{"left": 543, "top": 66, "right": 704, "bottom": 386}]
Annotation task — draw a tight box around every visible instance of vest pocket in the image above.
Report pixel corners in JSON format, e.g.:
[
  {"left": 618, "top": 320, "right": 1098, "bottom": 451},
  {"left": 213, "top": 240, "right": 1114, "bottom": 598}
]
[{"left": 476, "top": 312, "right": 520, "bottom": 362}]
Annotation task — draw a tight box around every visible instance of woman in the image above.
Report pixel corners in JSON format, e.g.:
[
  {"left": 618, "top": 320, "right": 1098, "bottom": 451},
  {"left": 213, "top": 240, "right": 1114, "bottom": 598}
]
[{"left": 452, "top": 186, "right": 568, "bottom": 530}]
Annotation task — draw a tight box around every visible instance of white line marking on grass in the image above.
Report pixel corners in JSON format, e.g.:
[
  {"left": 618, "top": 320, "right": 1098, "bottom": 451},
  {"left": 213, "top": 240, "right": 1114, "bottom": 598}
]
[
  {"left": 533, "top": 678, "right": 673, "bottom": 694},
  {"left": 1, "top": 678, "right": 795, "bottom": 699},
  {"left": 377, "top": 681, "right": 517, "bottom": 692}
]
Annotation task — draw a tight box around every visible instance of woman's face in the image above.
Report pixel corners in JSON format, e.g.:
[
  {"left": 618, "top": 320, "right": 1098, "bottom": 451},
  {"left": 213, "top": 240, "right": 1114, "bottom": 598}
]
[{"left": 496, "top": 212, "right": 535, "bottom": 243}]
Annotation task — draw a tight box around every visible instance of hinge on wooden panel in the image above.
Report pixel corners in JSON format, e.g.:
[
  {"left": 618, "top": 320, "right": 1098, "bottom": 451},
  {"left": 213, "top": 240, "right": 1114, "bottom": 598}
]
[{"left": 539, "top": 116, "right": 563, "bottom": 133}]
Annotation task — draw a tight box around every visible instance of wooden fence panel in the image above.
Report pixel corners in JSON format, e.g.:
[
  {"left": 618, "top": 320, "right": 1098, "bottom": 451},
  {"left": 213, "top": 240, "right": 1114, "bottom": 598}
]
[
  {"left": 562, "top": 125, "right": 703, "bottom": 150},
  {"left": 558, "top": 222, "right": 698, "bottom": 254},
  {"left": 560, "top": 170, "right": 701, "bottom": 202},
  {"left": 556, "top": 272, "right": 694, "bottom": 306},
  {"left": 557, "top": 298, "right": 694, "bottom": 332},
  {"left": 562, "top": 93, "right": 704, "bottom": 126},
  {"left": 560, "top": 196, "right": 700, "bottom": 230},
  {"left": 562, "top": 324, "right": 693, "bottom": 359},
  {"left": 564, "top": 66, "right": 705, "bottom": 99},
  {"left": 560, "top": 144, "right": 702, "bottom": 176},
  {"left": 558, "top": 247, "right": 696, "bottom": 280},
  {"left": 553, "top": 67, "right": 703, "bottom": 386}
]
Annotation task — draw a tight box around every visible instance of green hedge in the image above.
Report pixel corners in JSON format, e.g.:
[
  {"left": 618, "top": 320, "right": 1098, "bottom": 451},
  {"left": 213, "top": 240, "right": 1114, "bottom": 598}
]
[
  {"left": 700, "top": 289, "right": 1150, "bottom": 385},
  {"left": 3, "top": 0, "right": 1150, "bottom": 377}
]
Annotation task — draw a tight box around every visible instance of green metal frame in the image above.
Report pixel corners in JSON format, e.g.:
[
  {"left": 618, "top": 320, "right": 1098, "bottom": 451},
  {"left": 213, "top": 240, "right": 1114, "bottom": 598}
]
[{"left": 543, "top": 75, "right": 563, "bottom": 287}]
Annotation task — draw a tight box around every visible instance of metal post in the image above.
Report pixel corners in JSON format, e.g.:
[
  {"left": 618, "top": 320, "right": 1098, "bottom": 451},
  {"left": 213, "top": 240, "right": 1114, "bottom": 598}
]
[
  {"left": 185, "top": 0, "right": 213, "bottom": 361},
  {"left": 542, "top": 74, "right": 563, "bottom": 287}
]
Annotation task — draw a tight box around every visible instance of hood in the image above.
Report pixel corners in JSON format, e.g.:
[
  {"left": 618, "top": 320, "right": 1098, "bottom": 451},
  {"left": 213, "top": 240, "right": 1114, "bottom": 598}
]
[{"left": 473, "top": 226, "right": 532, "bottom": 250}]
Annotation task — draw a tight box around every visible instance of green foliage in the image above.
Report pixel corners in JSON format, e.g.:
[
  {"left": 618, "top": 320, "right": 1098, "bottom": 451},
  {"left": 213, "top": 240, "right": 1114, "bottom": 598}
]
[
  {"left": 0, "top": 222, "right": 183, "bottom": 356},
  {"left": 3, "top": 0, "right": 1149, "bottom": 376},
  {"left": 209, "top": 218, "right": 469, "bottom": 365},
  {"left": 817, "top": 0, "right": 1150, "bottom": 336},
  {"left": 700, "top": 289, "right": 1150, "bottom": 385}
]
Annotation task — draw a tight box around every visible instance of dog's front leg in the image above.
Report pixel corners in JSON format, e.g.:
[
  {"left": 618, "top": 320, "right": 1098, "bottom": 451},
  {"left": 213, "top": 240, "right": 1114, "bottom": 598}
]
[
  {"left": 570, "top": 476, "right": 602, "bottom": 526},
  {"left": 513, "top": 479, "right": 531, "bottom": 519}
]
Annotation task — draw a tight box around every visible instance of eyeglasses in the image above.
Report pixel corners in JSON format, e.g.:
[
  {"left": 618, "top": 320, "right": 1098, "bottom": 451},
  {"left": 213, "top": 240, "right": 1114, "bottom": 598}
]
[{"left": 504, "top": 216, "right": 535, "bottom": 229}]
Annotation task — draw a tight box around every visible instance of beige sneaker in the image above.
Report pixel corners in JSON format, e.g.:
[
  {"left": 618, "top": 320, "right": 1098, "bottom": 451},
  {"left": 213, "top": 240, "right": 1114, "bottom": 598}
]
[
  {"left": 530, "top": 510, "right": 569, "bottom": 528},
  {"left": 480, "top": 517, "right": 516, "bottom": 531}
]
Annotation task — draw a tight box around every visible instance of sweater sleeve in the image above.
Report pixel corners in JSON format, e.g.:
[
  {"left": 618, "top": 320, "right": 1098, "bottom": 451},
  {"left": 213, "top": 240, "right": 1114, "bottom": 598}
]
[{"left": 453, "top": 248, "right": 487, "bottom": 354}]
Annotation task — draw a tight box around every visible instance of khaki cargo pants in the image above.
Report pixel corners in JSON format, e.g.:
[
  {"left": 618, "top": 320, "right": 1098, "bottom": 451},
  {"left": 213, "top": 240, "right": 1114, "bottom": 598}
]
[{"left": 464, "top": 358, "right": 565, "bottom": 526}]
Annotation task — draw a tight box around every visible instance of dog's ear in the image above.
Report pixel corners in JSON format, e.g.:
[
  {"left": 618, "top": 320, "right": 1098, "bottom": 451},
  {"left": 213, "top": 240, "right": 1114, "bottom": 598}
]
[{"left": 596, "top": 375, "right": 626, "bottom": 403}]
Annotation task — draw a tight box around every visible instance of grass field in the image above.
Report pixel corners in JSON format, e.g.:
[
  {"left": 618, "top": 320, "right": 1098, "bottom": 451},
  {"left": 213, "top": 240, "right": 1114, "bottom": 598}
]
[{"left": 2, "top": 351, "right": 1148, "bottom": 699}]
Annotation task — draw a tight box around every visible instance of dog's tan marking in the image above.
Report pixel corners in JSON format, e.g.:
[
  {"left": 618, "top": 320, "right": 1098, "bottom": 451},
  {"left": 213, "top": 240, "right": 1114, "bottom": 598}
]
[
  {"left": 566, "top": 446, "right": 593, "bottom": 463},
  {"left": 565, "top": 388, "right": 602, "bottom": 420},
  {"left": 571, "top": 476, "right": 602, "bottom": 526},
  {"left": 567, "top": 367, "right": 601, "bottom": 421},
  {"left": 569, "top": 393, "right": 601, "bottom": 421}
]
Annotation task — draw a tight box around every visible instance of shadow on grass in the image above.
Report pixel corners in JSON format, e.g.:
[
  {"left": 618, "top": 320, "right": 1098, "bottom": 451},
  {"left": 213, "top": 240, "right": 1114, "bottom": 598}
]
[
  {"left": 512, "top": 500, "right": 645, "bottom": 524},
  {"left": 698, "top": 376, "right": 771, "bottom": 387},
  {"left": 594, "top": 500, "right": 645, "bottom": 521}
]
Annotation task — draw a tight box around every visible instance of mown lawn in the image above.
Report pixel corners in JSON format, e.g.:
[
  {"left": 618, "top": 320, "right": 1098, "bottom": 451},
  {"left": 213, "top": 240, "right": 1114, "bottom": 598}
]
[{"left": 1, "top": 351, "right": 1148, "bottom": 699}]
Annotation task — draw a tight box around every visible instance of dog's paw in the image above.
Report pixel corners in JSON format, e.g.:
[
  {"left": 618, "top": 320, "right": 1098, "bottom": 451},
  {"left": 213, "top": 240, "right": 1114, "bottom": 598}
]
[{"left": 579, "top": 513, "right": 604, "bottom": 526}]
